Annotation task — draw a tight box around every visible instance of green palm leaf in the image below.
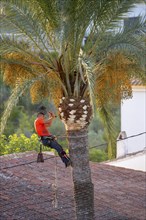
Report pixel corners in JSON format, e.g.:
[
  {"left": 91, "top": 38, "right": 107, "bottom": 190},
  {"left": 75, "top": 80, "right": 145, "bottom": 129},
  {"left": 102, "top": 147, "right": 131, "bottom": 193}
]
[
  {"left": 0, "top": 0, "right": 146, "bottom": 147},
  {"left": 0, "top": 79, "right": 32, "bottom": 135}
]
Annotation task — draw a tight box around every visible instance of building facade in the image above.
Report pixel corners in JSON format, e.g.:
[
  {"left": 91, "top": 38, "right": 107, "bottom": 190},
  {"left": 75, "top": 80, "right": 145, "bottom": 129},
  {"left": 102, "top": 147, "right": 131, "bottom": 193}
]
[{"left": 120, "top": 81, "right": 146, "bottom": 154}]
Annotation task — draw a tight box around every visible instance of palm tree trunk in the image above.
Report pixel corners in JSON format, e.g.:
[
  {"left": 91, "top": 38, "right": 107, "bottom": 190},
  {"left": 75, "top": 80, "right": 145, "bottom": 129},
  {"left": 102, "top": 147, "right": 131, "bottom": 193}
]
[{"left": 67, "top": 128, "right": 94, "bottom": 220}]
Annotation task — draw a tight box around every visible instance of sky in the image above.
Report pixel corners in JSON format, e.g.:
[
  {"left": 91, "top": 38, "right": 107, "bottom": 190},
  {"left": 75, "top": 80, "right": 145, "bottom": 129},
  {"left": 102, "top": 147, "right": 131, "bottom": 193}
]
[
  {"left": 114, "top": 3, "right": 146, "bottom": 31},
  {"left": 127, "top": 3, "right": 146, "bottom": 17}
]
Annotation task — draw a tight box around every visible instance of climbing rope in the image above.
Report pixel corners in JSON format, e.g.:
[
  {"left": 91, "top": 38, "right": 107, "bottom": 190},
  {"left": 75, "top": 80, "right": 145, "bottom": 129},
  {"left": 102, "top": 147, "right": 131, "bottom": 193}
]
[
  {"left": 53, "top": 155, "right": 58, "bottom": 208},
  {"left": 36, "top": 141, "right": 58, "bottom": 208}
]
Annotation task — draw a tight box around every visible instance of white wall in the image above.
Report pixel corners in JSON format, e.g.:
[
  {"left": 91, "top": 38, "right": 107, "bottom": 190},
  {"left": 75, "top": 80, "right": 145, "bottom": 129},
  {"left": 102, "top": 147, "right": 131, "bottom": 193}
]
[{"left": 121, "top": 86, "right": 146, "bottom": 154}]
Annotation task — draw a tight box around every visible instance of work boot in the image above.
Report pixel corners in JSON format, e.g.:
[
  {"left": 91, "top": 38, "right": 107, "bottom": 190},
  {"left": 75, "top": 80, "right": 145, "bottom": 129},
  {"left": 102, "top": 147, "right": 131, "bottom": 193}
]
[
  {"left": 60, "top": 151, "right": 71, "bottom": 168},
  {"left": 64, "top": 155, "right": 71, "bottom": 168}
]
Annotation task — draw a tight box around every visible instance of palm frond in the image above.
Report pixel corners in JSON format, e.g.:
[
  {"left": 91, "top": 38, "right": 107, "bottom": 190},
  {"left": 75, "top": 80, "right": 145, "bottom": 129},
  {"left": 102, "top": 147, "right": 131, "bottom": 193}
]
[
  {"left": 1, "top": 0, "right": 146, "bottom": 137},
  {"left": 34, "top": 0, "right": 59, "bottom": 29},
  {"left": 1, "top": 1, "right": 59, "bottom": 64},
  {"left": 1, "top": 52, "right": 69, "bottom": 105},
  {"left": 0, "top": 80, "right": 30, "bottom": 135},
  {"left": 87, "top": 14, "right": 146, "bottom": 60},
  {"left": 98, "top": 104, "right": 117, "bottom": 159},
  {"left": 94, "top": 51, "right": 146, "bottom": 105},
  {"left": 81, "top": 57, "right": 97, "bottom": 113}
]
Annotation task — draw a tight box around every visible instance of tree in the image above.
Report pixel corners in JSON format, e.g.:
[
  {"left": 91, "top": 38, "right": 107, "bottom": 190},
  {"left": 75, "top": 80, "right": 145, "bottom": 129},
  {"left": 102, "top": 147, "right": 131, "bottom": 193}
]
[{"left": 0, "top": 1, "right": 146, "bottom": 219}]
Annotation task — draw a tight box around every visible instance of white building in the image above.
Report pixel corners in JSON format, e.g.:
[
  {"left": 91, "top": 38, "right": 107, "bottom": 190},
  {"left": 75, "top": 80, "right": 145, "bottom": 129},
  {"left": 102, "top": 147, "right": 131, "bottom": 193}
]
[
  {"left": 120, "top": 80, "right": 146, "bottom": 155},
  {"left": 105, "top": 2, "right": 146, "bottom": 171},
  {"left": 106, "top": 80, "right": 146, "bottom": 172}
]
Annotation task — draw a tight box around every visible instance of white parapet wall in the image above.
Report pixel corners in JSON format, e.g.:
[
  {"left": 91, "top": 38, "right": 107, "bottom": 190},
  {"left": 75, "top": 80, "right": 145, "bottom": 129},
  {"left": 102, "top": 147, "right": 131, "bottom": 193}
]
[
  {"left": 121, "top": 86, "right": 146, "bottom": 154},
  {"left": 105, "top": 151, "right": 146, "bottom": 172}
]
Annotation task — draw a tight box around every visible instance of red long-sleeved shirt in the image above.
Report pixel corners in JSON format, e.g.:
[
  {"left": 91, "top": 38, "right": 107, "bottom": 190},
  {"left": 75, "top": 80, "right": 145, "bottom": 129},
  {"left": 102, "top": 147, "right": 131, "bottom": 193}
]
[{"left": 34, "top": 117, "right": 51, "bottom": 136}]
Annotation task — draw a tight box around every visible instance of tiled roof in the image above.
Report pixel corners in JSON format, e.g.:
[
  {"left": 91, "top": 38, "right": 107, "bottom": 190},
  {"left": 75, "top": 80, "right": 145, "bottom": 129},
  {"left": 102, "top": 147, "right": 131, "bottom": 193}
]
[{"left": 0, "top": 151, "right": 145, "bottom": 220}]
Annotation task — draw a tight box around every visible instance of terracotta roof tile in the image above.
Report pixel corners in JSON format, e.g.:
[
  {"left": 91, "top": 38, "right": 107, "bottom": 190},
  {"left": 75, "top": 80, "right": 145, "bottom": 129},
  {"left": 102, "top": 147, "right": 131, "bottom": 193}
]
[{"left": 0, "top": 152, "right": 145, "bottom": 220}]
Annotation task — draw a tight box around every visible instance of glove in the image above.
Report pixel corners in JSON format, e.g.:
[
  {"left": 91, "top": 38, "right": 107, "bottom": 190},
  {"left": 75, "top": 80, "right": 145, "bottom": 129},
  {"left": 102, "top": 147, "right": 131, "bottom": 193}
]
[{"left": 48, "top": 112, "right": 56, "bottom": 118}]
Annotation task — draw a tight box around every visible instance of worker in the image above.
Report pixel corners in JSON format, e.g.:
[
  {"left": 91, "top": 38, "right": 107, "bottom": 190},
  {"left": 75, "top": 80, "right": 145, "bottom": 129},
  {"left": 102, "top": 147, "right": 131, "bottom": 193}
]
[{"left": 34, "top": 106, "right": 71, "bottom": 167}]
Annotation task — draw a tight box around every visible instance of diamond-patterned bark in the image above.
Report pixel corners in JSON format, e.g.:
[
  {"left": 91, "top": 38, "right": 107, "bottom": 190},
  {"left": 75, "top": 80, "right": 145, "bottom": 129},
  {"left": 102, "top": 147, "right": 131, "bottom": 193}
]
[{"left": 58, "top": 97, "right": 92, "bottom": 130}]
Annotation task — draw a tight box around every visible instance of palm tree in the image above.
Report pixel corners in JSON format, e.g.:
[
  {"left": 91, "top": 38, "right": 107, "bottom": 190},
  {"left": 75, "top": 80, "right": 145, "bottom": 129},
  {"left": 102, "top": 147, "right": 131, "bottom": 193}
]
[{"left": 0, "top": 1, "right": 145, "bottom": 219}]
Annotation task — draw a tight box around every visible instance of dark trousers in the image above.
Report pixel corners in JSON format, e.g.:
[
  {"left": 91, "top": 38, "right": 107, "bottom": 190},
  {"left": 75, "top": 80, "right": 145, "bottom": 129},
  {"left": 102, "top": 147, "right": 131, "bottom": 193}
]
[{"left": 41, "top": 136, "right": 68, "bottom": 164}]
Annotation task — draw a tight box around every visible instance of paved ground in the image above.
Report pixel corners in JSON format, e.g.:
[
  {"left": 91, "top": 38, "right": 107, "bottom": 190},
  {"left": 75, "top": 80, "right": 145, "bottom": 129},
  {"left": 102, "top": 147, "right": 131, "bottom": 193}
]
[{"left": 0, "top": 151, "right": 146, "bottom": 220}]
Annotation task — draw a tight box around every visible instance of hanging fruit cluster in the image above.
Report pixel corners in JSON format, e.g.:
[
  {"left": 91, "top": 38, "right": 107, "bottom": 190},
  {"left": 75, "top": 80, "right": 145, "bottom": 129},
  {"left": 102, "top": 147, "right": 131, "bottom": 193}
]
[{"left": 95, "top": 52, "right": 134, "bottom": 105}]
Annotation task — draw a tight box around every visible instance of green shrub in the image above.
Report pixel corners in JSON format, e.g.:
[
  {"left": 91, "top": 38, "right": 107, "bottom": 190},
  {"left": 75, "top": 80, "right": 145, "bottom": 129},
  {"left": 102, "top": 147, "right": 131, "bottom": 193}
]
[
  {"left": 0, "top": 133, "right": 69, "bottom": 156},
  {"left": 0, "top": 133, "right": 48, "bottom": 155},
  {"left": 1, "top": 133, "right": 107, "bottom": 163},
  {"left": 89, "top": 148, "right": 108, "bottom": 162},
  {"left": 0, "top": 135, "right": 8, "bottom": 155}
]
